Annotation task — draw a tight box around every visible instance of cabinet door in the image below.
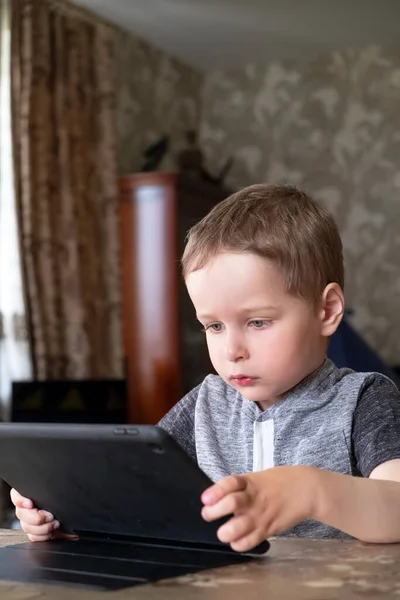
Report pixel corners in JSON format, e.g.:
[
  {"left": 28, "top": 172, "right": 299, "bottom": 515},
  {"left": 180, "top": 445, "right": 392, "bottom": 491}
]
[{"left": 120, "top": 173, "right": 180, "bottom": 424}]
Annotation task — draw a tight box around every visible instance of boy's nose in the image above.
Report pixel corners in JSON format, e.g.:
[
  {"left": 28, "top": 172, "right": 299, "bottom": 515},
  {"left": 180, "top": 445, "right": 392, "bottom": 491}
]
[{"left": 225, "top": 337, "right": 249, "bottom": 362}]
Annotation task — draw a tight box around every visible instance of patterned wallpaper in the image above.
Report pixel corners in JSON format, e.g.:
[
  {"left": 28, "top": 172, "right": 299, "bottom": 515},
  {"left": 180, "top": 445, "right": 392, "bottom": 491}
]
[
  {"left": 199, "top": 46, "right": 400, "bottom": 365},
  {"left": 112, "top": 29, "right": 400, "bottom": 365},
  {"left": 114, "top": 30, "right": 203, "bottom": 175}
]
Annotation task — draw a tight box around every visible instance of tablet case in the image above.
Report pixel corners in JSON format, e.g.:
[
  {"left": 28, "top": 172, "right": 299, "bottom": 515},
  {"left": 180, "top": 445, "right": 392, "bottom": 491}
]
[{"left": 0, "top": 424, "right": 269, "bottom": 590}]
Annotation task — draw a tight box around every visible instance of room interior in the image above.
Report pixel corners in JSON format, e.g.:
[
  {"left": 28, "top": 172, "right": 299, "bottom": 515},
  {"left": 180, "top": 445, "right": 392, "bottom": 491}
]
[
  {"left": 69, "top": 0, "right": 400, "bottom": 406},
  {"left": 1, "top": 0, "right": 400, "bottom": 525}
]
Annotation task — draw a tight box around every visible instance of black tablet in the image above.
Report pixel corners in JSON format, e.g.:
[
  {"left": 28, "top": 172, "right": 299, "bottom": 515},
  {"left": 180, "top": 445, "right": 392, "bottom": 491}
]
[{"left": 0, "top": 423, "right": 269, "bottom": 589}]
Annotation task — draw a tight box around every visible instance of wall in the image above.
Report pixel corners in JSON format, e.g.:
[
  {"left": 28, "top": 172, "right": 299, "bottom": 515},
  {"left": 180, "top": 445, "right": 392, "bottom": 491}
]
[
  {"left": 115, "top": 30, "right": 203, "bottom": 175},
  {"left": 112, "top": 28, "right": 400, "bottom": 365},
  {"left": 199, "top": 45, "right": 400, "bottom": 365}
]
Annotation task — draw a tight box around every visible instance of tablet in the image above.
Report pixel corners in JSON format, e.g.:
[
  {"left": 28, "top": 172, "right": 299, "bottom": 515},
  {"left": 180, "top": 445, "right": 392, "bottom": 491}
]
[{"left": 0, "top": 423, "right": 269, "bottom": 589}]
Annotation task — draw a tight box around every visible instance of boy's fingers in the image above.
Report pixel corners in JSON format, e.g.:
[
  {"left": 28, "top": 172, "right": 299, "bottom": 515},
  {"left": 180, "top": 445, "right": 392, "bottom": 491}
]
[
  {"left": 202, "top": 491, "right": 249, "bottom": 522},
  {"left": 10, "top": 488, "right": 33, "bottom": 509},
  {"left": 11, "top": 490, "right": 78, "bottom": 544},
  {"left": 230, "top": 528, "right": 266, "bottom": 554},
  {"left": 217, "top": 514, "right": 255, "bottom": 545},
  {"left": 24, "top": 530, "right": 78, "bottom": 543},
  {"left": 202, "top": 475, "right": 246, "bottom": 505},
  {"left": 15, "top": 507, "right": 54, "bottom": 526},
  {"left": 21, "top": 520, "right": 59, "bottom": 537}
]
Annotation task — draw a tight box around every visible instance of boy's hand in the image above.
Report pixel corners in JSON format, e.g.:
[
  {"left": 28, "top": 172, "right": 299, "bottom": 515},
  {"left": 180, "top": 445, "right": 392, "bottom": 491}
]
[
  {"left": 201, "top": 466, "right": 318, "bottom": 552},
  {"left": 11, "top": 489, "right": 78, "bottom": 542}
]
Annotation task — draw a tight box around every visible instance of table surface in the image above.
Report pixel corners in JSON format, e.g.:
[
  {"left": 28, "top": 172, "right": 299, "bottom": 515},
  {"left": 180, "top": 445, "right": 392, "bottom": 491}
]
[{"left": 0, "top": 530, "right": 400, "bottom": 599}]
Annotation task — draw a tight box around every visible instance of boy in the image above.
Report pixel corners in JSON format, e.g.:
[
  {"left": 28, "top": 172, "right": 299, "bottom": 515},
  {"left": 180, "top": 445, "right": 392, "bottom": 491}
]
[{"left": 12, "top": 184, "right": 400, "bottom": 552}]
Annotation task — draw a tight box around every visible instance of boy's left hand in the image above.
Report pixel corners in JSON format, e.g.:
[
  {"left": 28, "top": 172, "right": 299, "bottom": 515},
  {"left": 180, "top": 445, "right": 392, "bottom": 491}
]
[{"left": 201, "top": 466, "right": 318, "bottom": 552}]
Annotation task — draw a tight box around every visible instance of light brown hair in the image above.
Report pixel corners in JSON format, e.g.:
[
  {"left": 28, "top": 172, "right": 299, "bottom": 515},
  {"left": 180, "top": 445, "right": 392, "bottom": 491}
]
[{"left": 181, "top": 183, "right": 344, "bottom": 305}]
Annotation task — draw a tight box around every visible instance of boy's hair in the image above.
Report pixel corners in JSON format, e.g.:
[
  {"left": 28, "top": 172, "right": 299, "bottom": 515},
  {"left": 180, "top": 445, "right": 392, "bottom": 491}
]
[{"left": 181, "top": 183, "right": 344, "bottom": 305}]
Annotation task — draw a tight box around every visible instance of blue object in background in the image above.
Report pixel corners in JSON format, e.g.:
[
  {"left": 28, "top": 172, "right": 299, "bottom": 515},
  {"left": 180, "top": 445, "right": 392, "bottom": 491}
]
[{"left": 328, "top": 317, "right": 400, "bottom": 388}]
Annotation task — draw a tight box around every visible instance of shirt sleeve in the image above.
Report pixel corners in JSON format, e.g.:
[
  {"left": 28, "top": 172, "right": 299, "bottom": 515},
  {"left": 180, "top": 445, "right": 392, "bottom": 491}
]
[
  {"left": 157, "top": 385, "right": 200, "bottom": 462},
  {"left": 352, "top": 374, "right": 400, "bottom": 477}
]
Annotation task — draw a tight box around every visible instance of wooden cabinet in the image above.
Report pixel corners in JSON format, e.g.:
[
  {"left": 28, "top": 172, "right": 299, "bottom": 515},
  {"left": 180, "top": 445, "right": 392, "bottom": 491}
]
[{"left": 119, "top": 172, "right": 228, "bottom": 424}]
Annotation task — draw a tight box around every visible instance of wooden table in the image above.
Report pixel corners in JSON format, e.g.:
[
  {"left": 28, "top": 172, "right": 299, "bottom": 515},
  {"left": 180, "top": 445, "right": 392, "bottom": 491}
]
[{"left": 0, "top": 529, "right": 400, "bottom": 599}]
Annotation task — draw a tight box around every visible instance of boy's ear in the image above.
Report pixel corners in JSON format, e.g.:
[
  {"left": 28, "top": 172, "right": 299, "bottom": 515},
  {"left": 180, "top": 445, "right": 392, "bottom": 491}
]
[{"left": 319, "top": 283, "right": 345, "bottom": 337}]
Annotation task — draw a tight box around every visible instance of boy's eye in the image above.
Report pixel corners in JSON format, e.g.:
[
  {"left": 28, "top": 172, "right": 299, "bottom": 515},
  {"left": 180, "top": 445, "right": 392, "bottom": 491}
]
[
  {"left": 250, "top": 319, "right": 271, "bottom": 329},
  {"left": 203, "top": 323, "right": 224, "bottom": 333}
]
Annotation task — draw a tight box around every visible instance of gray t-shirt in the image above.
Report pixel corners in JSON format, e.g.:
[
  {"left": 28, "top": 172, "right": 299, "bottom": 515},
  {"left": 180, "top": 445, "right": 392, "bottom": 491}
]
[{"left": 159, "top": 359, "right": 400, "bottom": 538}]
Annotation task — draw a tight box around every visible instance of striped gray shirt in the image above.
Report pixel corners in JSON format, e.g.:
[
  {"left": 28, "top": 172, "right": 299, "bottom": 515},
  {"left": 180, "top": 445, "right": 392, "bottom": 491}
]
[{"left": 159, "top": 359, "right": 400, "bottom": 538}]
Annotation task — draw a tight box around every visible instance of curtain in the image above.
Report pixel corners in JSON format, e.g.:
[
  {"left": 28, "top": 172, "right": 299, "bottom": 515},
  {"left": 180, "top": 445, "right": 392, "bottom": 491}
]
[
  {"left": 0, "top": 0, "right": 33, "bottom": 420},
  {"left": 10, "top": 0, "right": 123, "bottom": 380}
]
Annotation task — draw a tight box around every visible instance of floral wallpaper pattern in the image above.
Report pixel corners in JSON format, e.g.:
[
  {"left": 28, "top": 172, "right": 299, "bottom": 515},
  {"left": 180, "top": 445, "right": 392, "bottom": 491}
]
[
  {"left": 114, "top": 30, "right": 203, "bottom": 176},
  {"left": 199, "top": 46, "right": 400, "bottom": 365},
  {"left": 112, "top": 31, "right": 400, "bottom": 365}
]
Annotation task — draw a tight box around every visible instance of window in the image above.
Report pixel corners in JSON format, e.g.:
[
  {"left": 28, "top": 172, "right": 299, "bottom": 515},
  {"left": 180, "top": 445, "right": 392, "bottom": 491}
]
[{"left": 0, "top": 0, "right": 32, "bottom": 420}]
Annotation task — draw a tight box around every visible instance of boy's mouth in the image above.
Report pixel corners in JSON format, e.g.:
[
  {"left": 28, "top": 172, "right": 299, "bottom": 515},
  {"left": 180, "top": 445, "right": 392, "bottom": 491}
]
[{"left": 230, "top": 375, "right": 258, "bottom": 386}]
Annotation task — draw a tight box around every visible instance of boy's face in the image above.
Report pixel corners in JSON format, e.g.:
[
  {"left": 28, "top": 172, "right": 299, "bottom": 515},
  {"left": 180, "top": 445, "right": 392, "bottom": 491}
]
[{"left": 186, "top": 252, "right": 329, "bottom": 410}]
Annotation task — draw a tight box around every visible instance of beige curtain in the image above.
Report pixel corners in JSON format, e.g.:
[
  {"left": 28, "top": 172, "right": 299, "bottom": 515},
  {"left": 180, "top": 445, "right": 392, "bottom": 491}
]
[{"left": 10, "top": 0, "right": 123, "bottom": 379}]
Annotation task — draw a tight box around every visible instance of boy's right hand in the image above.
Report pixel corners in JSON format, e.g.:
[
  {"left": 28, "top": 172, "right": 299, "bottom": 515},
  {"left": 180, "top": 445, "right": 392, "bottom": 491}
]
[{"left": 11, "top": 489, "right": 78, "bottom": 542}]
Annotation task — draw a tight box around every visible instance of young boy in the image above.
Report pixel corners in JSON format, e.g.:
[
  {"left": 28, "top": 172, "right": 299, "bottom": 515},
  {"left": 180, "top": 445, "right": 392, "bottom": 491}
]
[{"left": 12, "top": 184, "right": 400, "bottom": 552}]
